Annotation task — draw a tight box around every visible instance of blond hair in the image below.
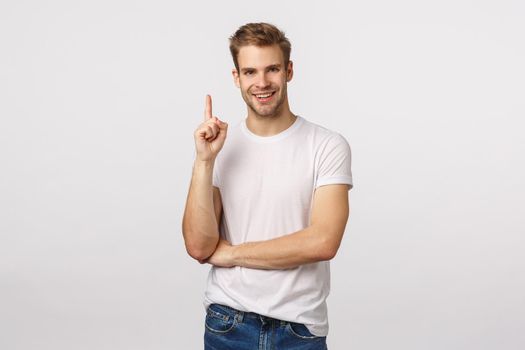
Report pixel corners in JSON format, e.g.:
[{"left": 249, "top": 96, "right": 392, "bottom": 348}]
[{"left": 229, "top": 22, "right": 292, "bottom": 71}]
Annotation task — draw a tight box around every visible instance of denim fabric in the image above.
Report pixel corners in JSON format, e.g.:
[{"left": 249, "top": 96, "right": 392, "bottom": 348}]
[{"left": 204, "top": 303, "right": 328, "bottom": 350}]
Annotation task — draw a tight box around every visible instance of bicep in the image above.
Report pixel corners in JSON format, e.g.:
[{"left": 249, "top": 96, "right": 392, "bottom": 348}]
[
  {"left": 213, "top": 186, "right": 223, "bottom": 228},
  {"left": 310, "top": 184, "right": 350, "bottom": 257}
]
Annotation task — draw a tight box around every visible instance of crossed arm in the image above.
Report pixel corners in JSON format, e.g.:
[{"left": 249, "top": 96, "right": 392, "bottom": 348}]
[{"left": 191, "top": 184, "right": 350, "bottom": 270}]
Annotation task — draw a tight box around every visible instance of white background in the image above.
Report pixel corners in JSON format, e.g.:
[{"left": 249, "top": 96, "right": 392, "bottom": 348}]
[{"left": 1, "top": 1, "right": 524, "bottom": 349}]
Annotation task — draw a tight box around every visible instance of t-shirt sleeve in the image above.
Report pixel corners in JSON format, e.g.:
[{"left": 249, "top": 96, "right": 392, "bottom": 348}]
[{"left": 315, "top": 133, "right": 353, "bottom": 190}]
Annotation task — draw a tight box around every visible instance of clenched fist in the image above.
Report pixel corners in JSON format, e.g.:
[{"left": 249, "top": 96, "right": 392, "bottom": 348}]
[{"left": 194, "top": 95, "right": 228, "bottom": 161}]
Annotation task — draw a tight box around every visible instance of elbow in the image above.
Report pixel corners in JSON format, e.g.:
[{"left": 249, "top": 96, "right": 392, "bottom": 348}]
[
  {"left": 183, "top": 232, "right": 218, "bottom": 262},
  {"left": 317, "top": 235, "right": 342, "bottom": 261},
  {"left": 318, "top": 246, "right": 338, "bottom": 261},
  {"left": 181, "top": 217, "right": 220, "bottom": 262},
  {"left": 187, "top": 247, "right": 211, "bottom": 262}
]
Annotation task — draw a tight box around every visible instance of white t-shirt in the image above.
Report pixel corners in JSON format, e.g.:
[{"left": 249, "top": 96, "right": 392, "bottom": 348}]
[{"left": 203, "top": 115, "right": 353, "bottom": 336}]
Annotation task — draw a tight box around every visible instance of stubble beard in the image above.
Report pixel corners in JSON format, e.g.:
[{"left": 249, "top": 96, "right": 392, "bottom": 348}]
[{"left": 243, "top": 86, "right": 287, "bottom": 118}]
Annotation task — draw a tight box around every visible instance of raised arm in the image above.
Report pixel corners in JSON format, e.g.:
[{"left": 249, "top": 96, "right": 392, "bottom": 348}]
[
  {"left": 203, "top": 184, "right": 350, "bottom": 270},
  {"left": 182, "top": 95, "right": 228, "bottom": 262}
]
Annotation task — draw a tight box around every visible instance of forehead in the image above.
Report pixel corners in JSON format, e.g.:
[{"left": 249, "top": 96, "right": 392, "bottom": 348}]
[{"left": 237, "top": 45, "right": 284, "bottom": 69}]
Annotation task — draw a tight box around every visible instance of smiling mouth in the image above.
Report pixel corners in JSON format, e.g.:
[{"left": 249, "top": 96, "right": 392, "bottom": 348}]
[{"left": 252, "top": 91, "right": 276, "bottom": 102}]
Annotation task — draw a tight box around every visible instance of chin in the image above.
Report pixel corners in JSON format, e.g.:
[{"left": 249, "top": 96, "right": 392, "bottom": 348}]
[{"left": 257, "top": 108, "right": 281, "bottom": 118}]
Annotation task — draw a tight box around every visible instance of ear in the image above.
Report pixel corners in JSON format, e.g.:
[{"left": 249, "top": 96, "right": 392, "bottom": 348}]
[
  {"left": 232, "top": 68, "right": 240, "bottom": 88},
  {"left": 286, "top": 61, "right": 294, "bottom": 82}
]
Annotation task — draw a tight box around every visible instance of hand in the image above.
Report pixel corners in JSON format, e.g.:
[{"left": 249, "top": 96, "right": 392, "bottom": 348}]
[
  {"left": 194, "top": 95, "right": 228, "bottom": 162},
  {"left": 199, "top": 238, "right": 236, "bottom": 268}
]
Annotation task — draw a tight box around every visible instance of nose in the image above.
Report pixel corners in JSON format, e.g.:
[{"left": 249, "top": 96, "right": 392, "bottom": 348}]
[{"left": 255, "top": 72, "right": 270, "bottom": 89}]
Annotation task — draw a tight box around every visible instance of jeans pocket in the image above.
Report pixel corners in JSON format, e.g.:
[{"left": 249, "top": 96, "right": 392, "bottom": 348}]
[
  {"left": 205, "top": 304, "right": 238, "bottom": 334},
  {"left": 286, "top": 322, "right": 324, "bottom": 340}
]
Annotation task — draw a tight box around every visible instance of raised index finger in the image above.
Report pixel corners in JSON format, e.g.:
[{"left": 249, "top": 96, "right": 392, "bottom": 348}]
[{"left": 204, "top": 94, "right": 212, "bottom": 121}]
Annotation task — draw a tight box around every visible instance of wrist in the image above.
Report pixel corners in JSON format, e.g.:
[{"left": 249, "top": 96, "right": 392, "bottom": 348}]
[
  {"left": 193, "top": 158, "right": 215, "bottom": 169},
  {"left": 230, "top": 243, "right": 241, "bottom": 267}
]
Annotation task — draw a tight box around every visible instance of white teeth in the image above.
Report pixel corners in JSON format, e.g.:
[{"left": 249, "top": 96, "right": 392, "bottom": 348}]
[{"left": 255, "top": 92, "right": 273, "bottom": 98}]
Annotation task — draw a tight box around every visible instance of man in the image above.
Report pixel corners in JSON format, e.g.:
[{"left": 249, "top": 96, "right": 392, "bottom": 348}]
[{"left": 182, "top": 22, "right": 353, "bottom": 350}]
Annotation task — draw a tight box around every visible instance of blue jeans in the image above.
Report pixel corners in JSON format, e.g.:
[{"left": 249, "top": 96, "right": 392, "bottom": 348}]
[{"left": 204, "top": 303, "right": 328, "bottom": 350}]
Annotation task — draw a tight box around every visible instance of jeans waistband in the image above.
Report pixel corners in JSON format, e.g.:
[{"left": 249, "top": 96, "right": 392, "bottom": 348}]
[{"left": 210, "top": 303, "right": 288, "bottom": 327}]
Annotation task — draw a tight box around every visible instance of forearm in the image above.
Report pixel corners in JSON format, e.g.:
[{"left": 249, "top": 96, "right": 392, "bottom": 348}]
[
  {"left": 182, "top": 160, "right": 219, "bottom": 260},
  {"left": 231, "top": 226, "right": 332, "bottom": 270}
]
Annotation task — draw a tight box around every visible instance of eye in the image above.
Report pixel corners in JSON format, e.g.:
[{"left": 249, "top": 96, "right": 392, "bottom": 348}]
[
  {"left": 269, "top": 67, "right": 280, "bottom": 72},
  {"left": 244, "top": 70, "right": 254, "bottom": 76}
]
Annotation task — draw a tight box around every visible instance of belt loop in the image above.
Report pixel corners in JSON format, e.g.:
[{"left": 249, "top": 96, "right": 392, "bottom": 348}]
[{"left": 236, "top": 310, "right": 244, "bottom": 323}]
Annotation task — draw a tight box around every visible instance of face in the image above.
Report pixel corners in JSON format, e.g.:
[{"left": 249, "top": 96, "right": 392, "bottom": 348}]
[{"left": 233, "top": 45, "right": 293, "bottom": 118}]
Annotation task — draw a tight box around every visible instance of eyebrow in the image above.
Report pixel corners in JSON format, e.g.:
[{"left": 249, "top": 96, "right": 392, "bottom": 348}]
[{"left": 240, "top": 64, "right": 282, "bottom": 73}]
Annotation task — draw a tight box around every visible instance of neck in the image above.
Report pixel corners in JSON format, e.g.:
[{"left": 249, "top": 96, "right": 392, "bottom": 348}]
[{"left": 245, "top": 101, "right": 296, "bottom": 137}]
